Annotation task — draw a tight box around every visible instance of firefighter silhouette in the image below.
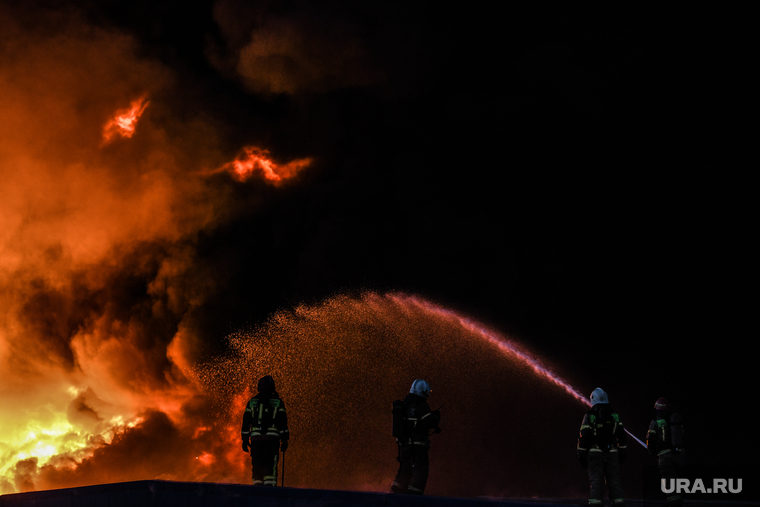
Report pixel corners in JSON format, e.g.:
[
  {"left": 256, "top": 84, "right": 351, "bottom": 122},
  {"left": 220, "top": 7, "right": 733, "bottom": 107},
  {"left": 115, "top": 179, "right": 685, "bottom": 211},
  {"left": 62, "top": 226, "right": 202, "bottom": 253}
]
[
  {"left": 391, "top": 379, "right": 441, "bottom": 495},
  {"left": 577, "top": 388, "right": 628, "bottom": 506},
  {"left": 241, "top": 375, "right": 289, "bottom": 485}
]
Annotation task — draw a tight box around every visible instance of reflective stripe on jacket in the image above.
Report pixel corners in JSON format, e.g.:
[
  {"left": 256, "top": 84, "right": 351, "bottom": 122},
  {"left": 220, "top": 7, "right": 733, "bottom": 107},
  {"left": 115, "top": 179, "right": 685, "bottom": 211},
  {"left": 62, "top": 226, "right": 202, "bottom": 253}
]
[
  {"left": 397, "top": 393, "right": 440, "bottom": 447},
  {"left": 577, "top": 404, "right": 627, "bottom": 454},
  {"left": 241, "top": 393, "right": 289, "bottom": 441}
]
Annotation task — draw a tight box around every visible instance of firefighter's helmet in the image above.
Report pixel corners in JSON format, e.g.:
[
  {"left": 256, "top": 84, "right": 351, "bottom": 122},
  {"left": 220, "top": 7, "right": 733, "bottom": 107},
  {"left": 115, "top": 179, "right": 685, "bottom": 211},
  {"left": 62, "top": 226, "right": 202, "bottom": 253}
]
[
  {"left": 590, "top": 387, "right": 608, "bottom": 406},
  {"left": 257, "top": 375, "right": 275, "bottom": 394},
  {"left": 410, "top": 379, "right": 431, "bottom": 399},
  {"left": 654, "top": 397, "right": 672, "bottom": 411}
]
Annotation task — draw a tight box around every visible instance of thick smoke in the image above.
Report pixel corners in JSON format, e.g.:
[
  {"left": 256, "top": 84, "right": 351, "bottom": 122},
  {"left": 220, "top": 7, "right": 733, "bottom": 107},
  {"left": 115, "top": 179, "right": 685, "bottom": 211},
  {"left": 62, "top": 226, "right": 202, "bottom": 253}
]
[
  {"left": 212, "top": 0, "right": 385, "bottom": 95},
  {"left": 0, "top": 4, "right": 242, "bottom": 493}
]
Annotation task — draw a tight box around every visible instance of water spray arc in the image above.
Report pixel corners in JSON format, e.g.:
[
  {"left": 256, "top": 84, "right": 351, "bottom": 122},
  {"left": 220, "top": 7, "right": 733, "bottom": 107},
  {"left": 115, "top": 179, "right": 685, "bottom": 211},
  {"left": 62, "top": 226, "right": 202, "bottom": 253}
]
[
  {"left": 388, "top": 293, "right": 647, "bottom": 449},
  {"left": 201, "top": 290, "right": 646, "bottom": 495}
]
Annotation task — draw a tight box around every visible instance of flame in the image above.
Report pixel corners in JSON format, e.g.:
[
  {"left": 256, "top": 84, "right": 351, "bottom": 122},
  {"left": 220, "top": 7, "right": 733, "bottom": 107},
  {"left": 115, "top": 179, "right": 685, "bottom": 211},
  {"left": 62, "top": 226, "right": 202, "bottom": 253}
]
[
  {"left": 0, "top": 10, "right": 225, "bottom": 491},
  {"left": 213, "top": 146, "right": 312, "bottom": 184},
  {"left": 102, "top": 96, "right": 150, "bottom": 143},
  {"left": 195, "top": 452, "right": 214, "bottom": 466}
]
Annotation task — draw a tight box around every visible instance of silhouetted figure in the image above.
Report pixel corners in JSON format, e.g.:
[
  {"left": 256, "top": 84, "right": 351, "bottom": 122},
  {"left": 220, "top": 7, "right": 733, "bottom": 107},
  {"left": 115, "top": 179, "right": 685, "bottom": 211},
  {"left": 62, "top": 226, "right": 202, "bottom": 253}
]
[
  {"left": 241, "top": 375, "right": 289, "bottom": 485},
  {"left": 577, "top": 387, "right": 628, "bottom": 506},
  {"left": 390, "top": 379, "right": 441, "bottom": 495},
  {"left": 647, "top": 397, "right": 685, "bottom": 507}
]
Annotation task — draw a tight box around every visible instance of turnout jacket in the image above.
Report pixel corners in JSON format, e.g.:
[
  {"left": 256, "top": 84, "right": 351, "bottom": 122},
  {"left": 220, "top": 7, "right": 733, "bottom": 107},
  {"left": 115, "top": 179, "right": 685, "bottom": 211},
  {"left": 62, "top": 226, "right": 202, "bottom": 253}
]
[
  {"left": 577, "top": 403, "right": 628, "bottom": 455},
  {"left": 398, "top": 393, "right": 440, "bottom": 448},
  {"left": 241, "top": 391, "right": 289, "bottom": 442}
]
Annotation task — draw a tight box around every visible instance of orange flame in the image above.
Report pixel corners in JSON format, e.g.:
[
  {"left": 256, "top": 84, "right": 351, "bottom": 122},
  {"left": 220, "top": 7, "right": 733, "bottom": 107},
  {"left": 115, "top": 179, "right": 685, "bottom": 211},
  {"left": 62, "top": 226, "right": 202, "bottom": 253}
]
[
  {"left": 195, "top": 452, "right": 214, "bottom": 466},
  {"left": 215, "top": 146, "right": 312, "bottom": 185},
  {"left": 102, "top": 96, "right": 149, "bottom": 143}
]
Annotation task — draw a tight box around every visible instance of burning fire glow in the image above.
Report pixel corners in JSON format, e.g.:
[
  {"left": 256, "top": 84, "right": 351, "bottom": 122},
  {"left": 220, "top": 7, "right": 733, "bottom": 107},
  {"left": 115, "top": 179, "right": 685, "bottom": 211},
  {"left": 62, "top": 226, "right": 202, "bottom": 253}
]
[
  {"left": 0, "top": 11, "right": 305, "bottom": 491},
  {"left": 102, "top": 96, "right": 149, "bottom": 143},
  {"left": 213, "top": 146, "right": 312, "bottom": 184},
  {"left": 0, "top": 27, "right": 315, "bottom": 488}
]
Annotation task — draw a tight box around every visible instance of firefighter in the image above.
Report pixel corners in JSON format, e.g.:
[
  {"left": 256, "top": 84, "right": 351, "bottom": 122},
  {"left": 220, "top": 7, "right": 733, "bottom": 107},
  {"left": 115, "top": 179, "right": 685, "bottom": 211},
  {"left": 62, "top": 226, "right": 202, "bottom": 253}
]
[
  {"left": 577, "top": 388, "right": 628, "bottom": 506},
  {"left": 390, "top": 379, "right": 441, "bottom": 495},
  {"left": 241, "top": 375, "right": 289, "bottom": 486},
  {"left": 647, "top": 397, "right": 685, "bottom": 507}
]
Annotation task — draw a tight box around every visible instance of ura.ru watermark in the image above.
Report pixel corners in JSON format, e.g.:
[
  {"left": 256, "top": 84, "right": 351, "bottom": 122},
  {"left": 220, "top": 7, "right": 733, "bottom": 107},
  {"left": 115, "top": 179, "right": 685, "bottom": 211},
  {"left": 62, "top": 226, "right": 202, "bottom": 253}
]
[{"left": 661, "top": 478, "right": 742, "bottom": 494}]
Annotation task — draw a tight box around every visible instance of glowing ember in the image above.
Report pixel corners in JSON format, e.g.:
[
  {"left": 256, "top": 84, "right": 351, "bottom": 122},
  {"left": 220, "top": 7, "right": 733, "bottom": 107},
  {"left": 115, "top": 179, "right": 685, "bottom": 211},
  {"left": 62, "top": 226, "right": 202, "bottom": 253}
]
[
  {"left": 213, "top": 146, "right": 312, "bottom": 184},
  {"left": 102, "top": 96, "right": 149, "bottom": 143}
]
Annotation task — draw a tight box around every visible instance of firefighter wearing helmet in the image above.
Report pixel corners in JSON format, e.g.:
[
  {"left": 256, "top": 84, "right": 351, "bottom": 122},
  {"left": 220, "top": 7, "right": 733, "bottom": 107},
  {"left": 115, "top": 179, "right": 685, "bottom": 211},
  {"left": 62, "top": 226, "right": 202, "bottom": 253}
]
[
  {"left": 647, "top": 397, "right": 685, "bottom": 506},
  {"left": 577, "top": 388, "right": 628, "bottom": 506},
  {"left": 390, "top": 379, "right": 441, "bottom": 495},
  {"left": 241, "top": 375, "right": 290, "bottom": 485}
]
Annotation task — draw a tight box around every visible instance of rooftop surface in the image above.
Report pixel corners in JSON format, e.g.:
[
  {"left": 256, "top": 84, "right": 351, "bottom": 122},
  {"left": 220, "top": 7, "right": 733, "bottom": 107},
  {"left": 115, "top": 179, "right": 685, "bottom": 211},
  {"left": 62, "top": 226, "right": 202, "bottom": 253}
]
[{"left": 0, "top": 481, "right": 757, "bottom": 507}]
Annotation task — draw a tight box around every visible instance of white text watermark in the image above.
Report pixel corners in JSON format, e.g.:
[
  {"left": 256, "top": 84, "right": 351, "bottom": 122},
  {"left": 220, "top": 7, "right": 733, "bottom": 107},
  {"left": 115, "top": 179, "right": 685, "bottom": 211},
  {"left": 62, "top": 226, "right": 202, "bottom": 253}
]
[{"left": 661, "top": 478, "right": 742, "bottom": 494}]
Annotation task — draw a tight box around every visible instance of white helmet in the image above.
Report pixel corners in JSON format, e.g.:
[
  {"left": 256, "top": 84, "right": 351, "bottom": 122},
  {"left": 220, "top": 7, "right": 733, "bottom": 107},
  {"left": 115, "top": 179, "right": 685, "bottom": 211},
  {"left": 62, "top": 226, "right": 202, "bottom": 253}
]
[
  {"left": 410, "top": 379, "right": 431, "bottom": 398},
  {"left": 590, "top": 387, "right": 608, "bottom": 406}
]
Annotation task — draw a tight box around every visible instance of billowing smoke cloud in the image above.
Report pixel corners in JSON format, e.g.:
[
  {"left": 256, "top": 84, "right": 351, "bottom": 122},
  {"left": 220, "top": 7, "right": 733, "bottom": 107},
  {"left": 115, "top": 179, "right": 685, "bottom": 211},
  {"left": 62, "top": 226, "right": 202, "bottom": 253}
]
[
  {"left": 212, "top": 1, "right": 385, "bottom": 95},
  {"left": 0, "top": 3, "right": 273, "bottom": 493}
]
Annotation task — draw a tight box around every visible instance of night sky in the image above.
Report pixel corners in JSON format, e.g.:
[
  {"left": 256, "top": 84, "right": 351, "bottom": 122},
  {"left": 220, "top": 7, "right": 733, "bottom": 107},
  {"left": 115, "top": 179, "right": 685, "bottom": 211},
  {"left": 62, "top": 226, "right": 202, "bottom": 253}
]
[{"left": 0, "top": 0, "right": 755, "bottom": 501}]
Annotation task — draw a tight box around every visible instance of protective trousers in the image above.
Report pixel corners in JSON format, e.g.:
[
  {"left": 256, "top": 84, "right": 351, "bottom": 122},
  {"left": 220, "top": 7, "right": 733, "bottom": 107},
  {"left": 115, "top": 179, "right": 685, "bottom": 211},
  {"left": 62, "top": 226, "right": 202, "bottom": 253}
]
[
  {"left": 659, "top": 452, "right": 685, "bottom": 506},
  {"left": 587, "top": 452, "right": 625, "bottom": 506},
  {"left": 391, "top": 445, "right": 429, "bottom": 495},
  {"left": 250, "top": 438, "right": 280, "bottom": 486}
]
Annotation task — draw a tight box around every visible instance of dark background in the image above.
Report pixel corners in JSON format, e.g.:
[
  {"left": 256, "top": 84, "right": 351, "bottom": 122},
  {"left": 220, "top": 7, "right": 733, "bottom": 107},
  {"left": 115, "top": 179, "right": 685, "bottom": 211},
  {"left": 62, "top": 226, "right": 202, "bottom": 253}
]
[{"left": 12, "top": 0, "right": 757, "bottom": 500}]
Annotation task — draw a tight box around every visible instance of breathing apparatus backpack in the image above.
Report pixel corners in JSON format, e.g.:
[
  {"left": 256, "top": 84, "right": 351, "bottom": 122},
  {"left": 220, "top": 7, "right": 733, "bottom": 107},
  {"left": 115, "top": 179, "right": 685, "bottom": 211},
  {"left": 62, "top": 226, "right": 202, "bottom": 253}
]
[
  {"left": 592, "top": 405, "right": 619, "bottom": 452},
  {"left": 654, "top": 412, "right": 684, "bottom": 451},
  {"left": 392, "top": 399, "right": 409, "bottom": 442},
  {"left": 669, "top": 412, "right": 684, "bottom": 450},
  {"left": 250, "top": 396, "right": 281, "bottom": 435}
]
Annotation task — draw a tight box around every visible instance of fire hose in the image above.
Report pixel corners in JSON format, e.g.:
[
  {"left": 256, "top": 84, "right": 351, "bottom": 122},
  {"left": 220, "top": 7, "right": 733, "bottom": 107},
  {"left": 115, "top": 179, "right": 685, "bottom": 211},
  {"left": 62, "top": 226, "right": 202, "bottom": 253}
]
[{"left": 625, "top": 428, "right": 647, "bottom": 449}]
